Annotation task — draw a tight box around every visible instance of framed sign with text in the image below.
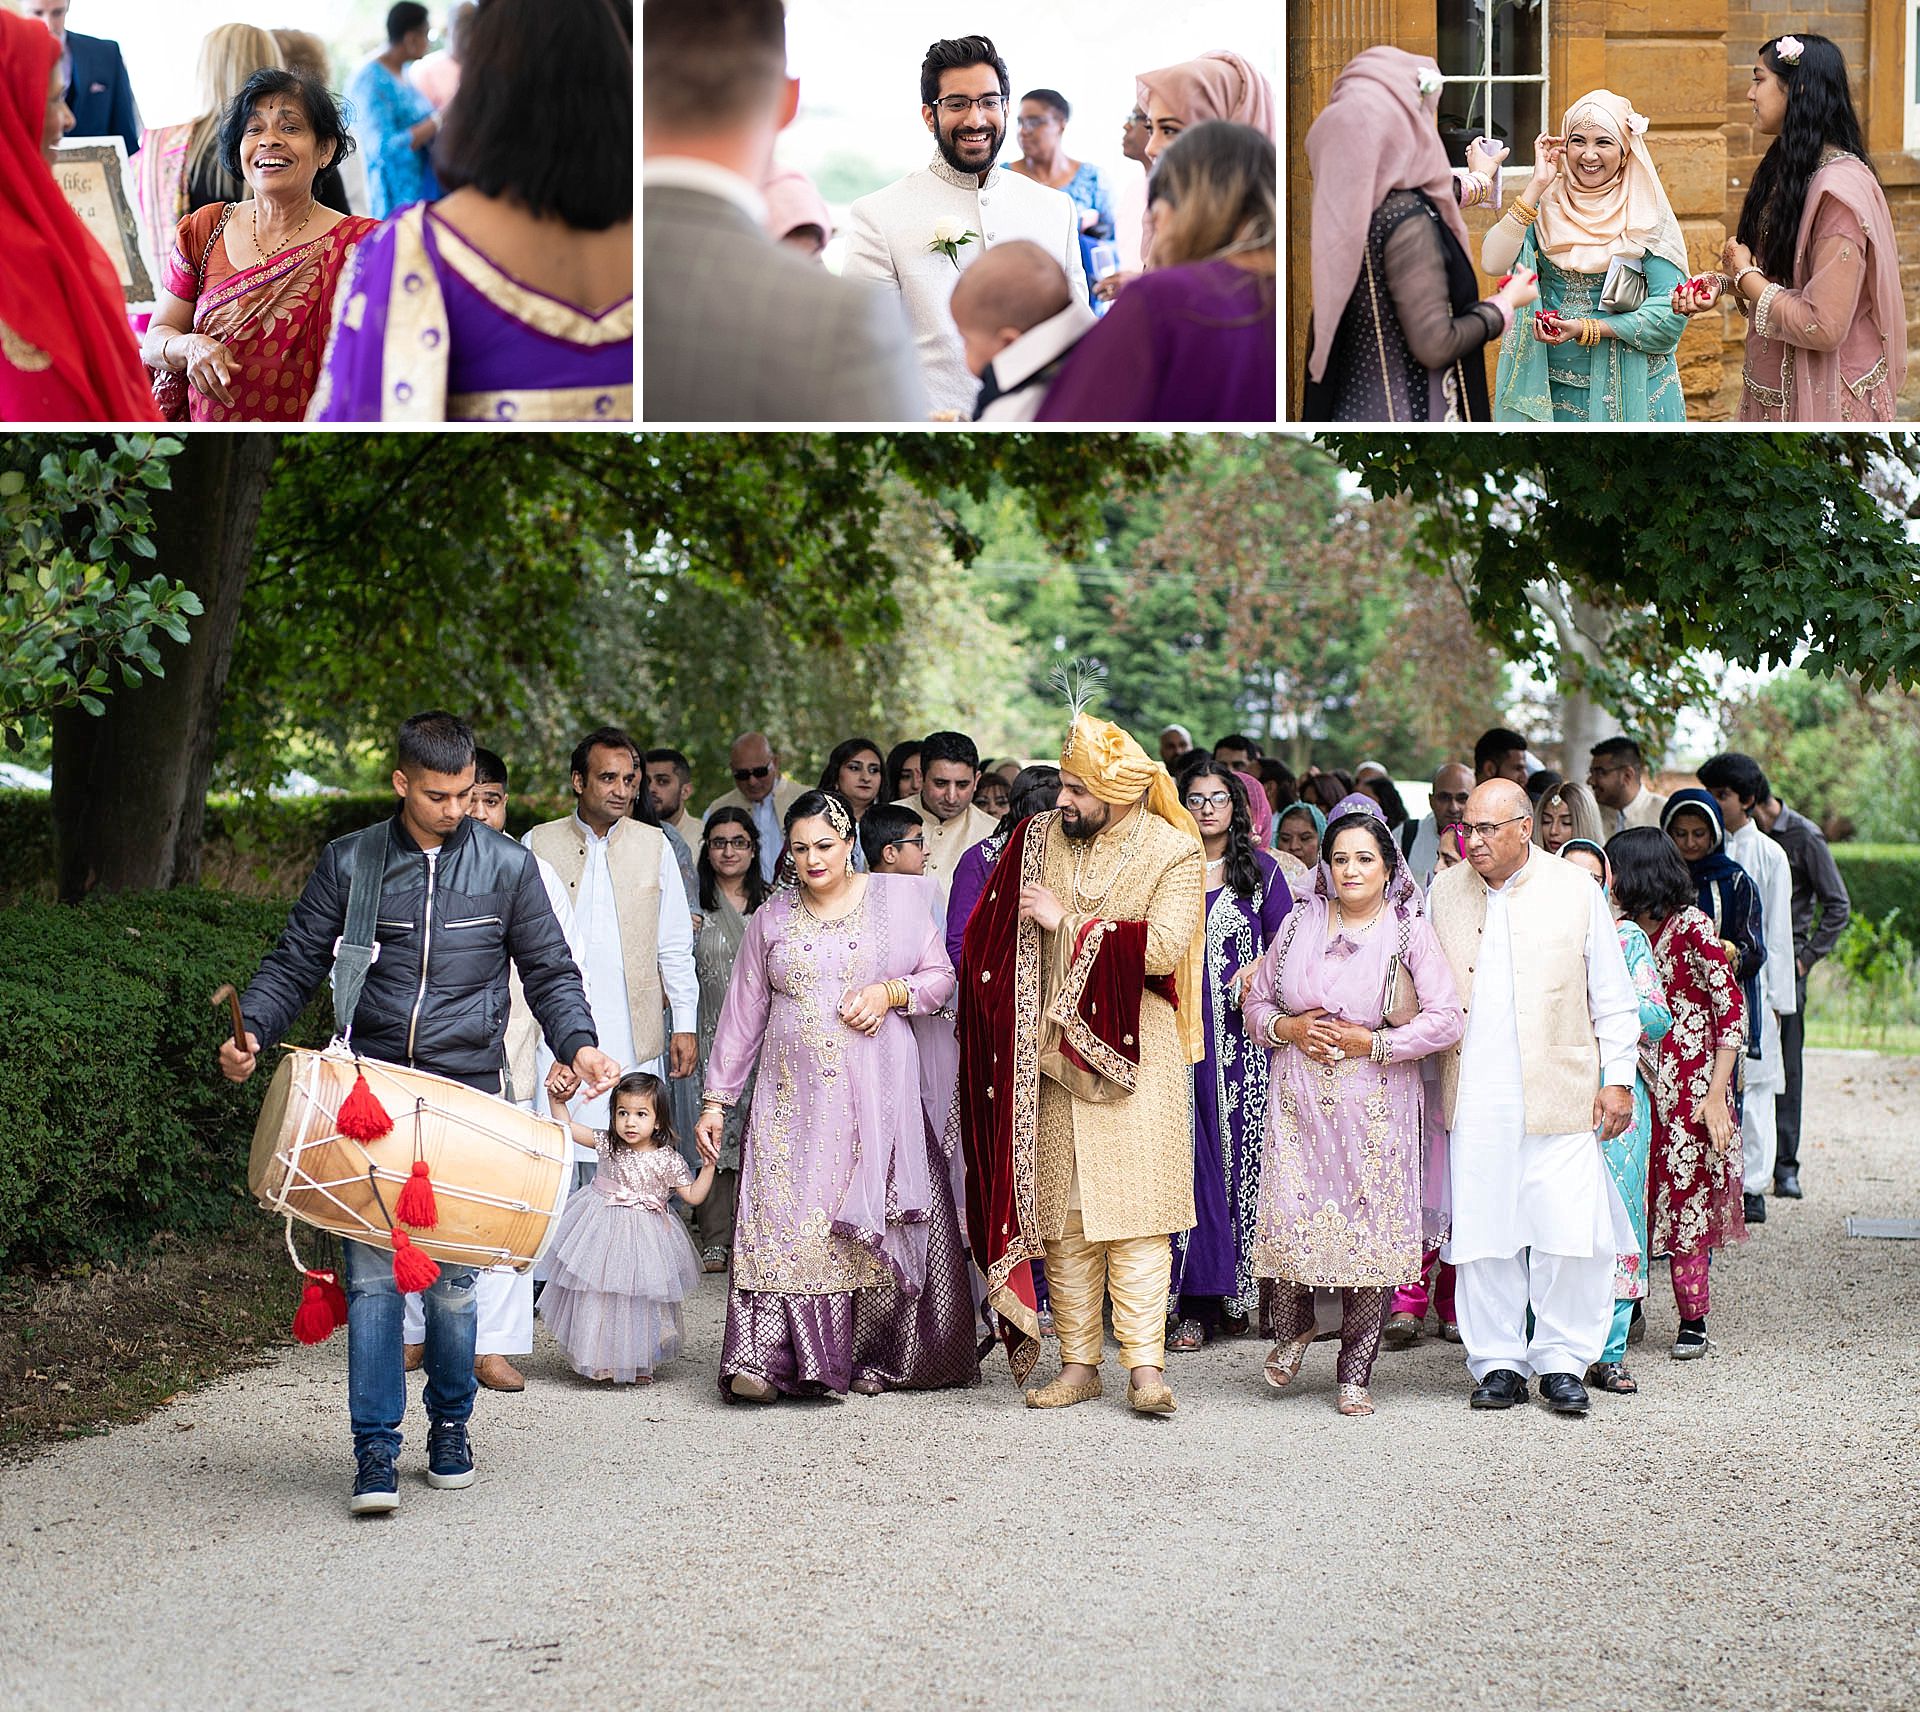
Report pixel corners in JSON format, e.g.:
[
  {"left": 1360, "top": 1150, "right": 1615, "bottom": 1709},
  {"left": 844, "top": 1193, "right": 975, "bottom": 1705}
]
[{"left": 54, "top": 137, "right": 155, "bottom": 308}]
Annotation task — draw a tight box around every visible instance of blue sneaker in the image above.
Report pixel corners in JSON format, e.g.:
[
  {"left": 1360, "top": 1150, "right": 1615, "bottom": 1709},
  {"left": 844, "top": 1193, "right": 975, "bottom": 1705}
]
[
  {"left": 425, "top": 1420, "right": 475, "bottom": 1489},
  {"left": 350, "top": 1447, "right": 399, "bottom": 1515}
]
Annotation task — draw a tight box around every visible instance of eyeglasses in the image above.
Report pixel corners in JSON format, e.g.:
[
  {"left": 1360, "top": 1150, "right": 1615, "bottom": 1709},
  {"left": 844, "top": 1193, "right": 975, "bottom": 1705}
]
[
  {"left": 1587, "top": 761, "right": 1630, "bottom": 778},
  {"left": 1461, "top": 815, "right": 1529, "bottom": 841},
  {"left": 707, "top": 836, "right": 753, "bottom": 853},
  {"left": 732, "top": 765, "right": 771, "bottom": 782},
  {"left": 889, "top": 835, "right": 926, "bottom": 850},
  {"left": 1185, "top": 792, "right": 1232, "bottom": 811},
  {"left": 933, "top": 94, "right": 1006, "bottom": 115},
  {"left": 1015, "top": 114, "right": 1056, "bottom": 130}
]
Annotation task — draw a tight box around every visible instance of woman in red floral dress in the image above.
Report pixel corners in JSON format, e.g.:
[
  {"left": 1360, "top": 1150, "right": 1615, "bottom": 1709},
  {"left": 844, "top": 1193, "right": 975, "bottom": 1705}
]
[{"left": 1608, "top": 828, "right": 1746, "bottom": 1360}]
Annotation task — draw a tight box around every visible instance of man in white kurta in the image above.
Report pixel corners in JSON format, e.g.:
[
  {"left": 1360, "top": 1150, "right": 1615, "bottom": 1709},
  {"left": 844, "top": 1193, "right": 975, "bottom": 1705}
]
[
  {"left": 895, "top": 729, "right": 995, "bottom": 903},
  {"left": 842, "top": 37, "right": 1086, "bottom": 416},
  {"left": 1430, "top": 782, "right": 1640, "bottom": 1415},
  {"left": 1709, "top": 764, "right": 1797, "bottom": 1209}
]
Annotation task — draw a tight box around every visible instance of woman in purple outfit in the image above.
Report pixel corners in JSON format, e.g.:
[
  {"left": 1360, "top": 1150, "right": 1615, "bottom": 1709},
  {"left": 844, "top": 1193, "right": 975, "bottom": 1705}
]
[
  {"left": 1167, "top": 759, "right": 1292, "bottom": 1351},
  {"left": 312, "top": 0, "right": 632, "bottom": 422},
  {"left": 695, "top": 790, "right": 972, "bottom": 1403},
  {"left": 1242, "top": 798, "right": 1462, "bottom": 1417},
  {"left": 945, "top": 764, "right": 1063, "bottom": 976},
  {"left": 1038, "top": 121, "right": 1274, "bottom": 422}
]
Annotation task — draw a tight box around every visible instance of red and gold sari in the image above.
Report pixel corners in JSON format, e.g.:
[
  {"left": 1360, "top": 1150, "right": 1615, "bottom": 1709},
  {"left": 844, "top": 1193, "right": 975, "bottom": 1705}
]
[{"left": 164, "top": 203, "right": 376, "bottom": 421}]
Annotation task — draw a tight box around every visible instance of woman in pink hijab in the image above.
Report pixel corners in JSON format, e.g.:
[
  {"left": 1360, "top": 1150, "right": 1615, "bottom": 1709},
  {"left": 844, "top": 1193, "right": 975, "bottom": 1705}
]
[
  {"left": 1673, "top": 33, "right": 1904, "bottom": 421},
  {"left": 1299, "top": 47, "right": 1536, "bottom": 422},
  {"left": 1135, "top": 49, "right": 1274, "bottom": 161}
]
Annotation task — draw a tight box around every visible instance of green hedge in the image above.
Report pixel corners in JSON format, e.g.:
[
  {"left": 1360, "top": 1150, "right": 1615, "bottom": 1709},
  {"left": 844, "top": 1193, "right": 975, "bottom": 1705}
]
[
  {"left": 0, "top": 891, "right": 332, "bottom": 1268},
  {"left": 0, "top": 789, "right": 572, "bottom": 902},
  {"left": 1830, "top": 845, "right": 1920, "bottom": 946}
]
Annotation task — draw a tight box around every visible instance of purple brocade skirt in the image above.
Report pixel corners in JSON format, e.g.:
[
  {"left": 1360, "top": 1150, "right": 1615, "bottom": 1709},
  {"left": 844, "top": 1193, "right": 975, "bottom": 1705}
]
[
  {"left": 851, "top": 1128, "right": 981, "bottom": 1392},
  {"left": 718, "top": 1288, "right": 856, "bottom": 1401}
]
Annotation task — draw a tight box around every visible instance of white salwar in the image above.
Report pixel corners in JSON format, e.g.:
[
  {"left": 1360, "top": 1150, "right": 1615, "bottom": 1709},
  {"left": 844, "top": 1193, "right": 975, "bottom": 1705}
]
[
  {"left": 1444, "top": 869, "right": 1641, "bottom": 1381},
  {"left": 1727, "top": 819, "right": 1797, "bottom": 1193},
  {"left": 407, "top": 853, "right": 578, "bottom": 1357}
]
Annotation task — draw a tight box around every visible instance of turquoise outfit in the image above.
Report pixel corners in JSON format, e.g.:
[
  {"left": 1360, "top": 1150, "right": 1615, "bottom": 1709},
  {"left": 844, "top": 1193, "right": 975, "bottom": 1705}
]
[
  {"left": 1493, "top": 233, "right": 1687, "bottom": 422},
  {"left": 1601, "top": 919, "right": 1671, "bottom": 1363}
]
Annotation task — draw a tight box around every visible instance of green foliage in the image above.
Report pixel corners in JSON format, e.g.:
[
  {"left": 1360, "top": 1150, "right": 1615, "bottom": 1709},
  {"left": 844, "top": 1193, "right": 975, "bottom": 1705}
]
[
  {"left": 1818, "top": 908, "right": 1920, "bottom": 1046},
  {"left": 0, "top": 891, "right": 332, "bottom": 1268},
  {"left": 1324, "top": 433, "right": 1920, "bottom": 734},
  {"left": 1830, "top": 847, "right": 1920, "bottom": 947},
  {"left": 0, "top": 436, "right": 203, "bottom": 751}
]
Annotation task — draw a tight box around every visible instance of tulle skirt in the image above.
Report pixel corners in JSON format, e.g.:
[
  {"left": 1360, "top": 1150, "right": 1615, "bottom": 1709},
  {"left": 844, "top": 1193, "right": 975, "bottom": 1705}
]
[{"left": 539, "top": 1192, "right": 703, "bottom": 1381}]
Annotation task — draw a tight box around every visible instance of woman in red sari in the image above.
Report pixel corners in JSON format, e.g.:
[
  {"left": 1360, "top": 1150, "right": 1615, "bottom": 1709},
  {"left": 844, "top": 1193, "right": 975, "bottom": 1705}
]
[
  {"left": 141, "top": 68, "right": 373, "bottom": 421},
  {"left": 1608, "top": 828, "right": 1746, "bottom": 1363},
  {"left": 0, "top": 11, "right": 157, "bottom": 422}
]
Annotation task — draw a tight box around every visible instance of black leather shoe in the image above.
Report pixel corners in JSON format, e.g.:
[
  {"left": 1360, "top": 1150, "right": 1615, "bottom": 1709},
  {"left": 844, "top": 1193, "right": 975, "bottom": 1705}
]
[
  {"left": 1774, "top": 1167, "right": 1802, "bottom": 1199},
  {"left": 1538, "top": 1372, "right": 1591, "bottom": 1415},
  {"left": 1744, "top": 1191, "right": 1767, "bottom": 1225},
  {"left": 1469, "top": 1368, "right": 1528, "bottom": 1409}
]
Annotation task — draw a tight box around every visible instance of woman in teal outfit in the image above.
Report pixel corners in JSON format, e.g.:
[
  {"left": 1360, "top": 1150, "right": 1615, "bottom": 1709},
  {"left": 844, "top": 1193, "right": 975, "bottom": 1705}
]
[
  {"left": 1482, "top": 89, "right": 1690, "bottom": 421},
  {"left": 1562, "top": 839, "right": 1671, "bottom": 1394}
]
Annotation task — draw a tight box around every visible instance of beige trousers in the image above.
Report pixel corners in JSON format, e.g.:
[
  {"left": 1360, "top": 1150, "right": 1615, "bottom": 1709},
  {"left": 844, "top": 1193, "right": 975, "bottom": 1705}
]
[{"left": 1044, "top": 1210, "right": 1172, "bottom": 1371}]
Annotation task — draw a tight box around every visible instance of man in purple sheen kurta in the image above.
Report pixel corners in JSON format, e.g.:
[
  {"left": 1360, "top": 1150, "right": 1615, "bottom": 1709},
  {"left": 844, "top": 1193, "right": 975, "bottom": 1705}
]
[{"left": 697, "top": 800, "right": 968, "bottom": 1403}]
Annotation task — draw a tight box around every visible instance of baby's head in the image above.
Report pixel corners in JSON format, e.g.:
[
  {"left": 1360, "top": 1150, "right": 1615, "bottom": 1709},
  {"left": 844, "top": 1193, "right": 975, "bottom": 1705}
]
[
  {"left": 950, "top": 240, "right": 1073, "bottom": 377},
  {"left": 608, "top": 1071, "right": 672, "bottom": 1150}
]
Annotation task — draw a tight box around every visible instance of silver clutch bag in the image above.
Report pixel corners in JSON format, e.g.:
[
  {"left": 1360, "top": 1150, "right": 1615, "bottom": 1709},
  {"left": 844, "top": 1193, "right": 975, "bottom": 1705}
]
[{"left": 1599, "top": 255, "right": 1648, "bottom": 314}]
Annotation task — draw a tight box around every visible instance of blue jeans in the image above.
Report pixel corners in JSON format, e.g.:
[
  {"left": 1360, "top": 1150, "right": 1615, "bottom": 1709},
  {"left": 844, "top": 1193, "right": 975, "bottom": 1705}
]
[{"left": 343, "top": 1236, "right": 477, "bottom": 1457}]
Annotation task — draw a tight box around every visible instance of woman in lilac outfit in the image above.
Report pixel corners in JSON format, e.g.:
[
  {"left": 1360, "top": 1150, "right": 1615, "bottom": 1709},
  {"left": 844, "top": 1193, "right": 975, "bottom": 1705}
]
[
  {"left": 1038, "top": 121, "right": 1274, "bottom": 423},
  {"left": 312, "top": 0, "right": 632, "bottom": 422},
  {"left": 1242, "top": 797, "right": 1462, "bottom": 1417},
  {"left": 695, "top": 790, "right": 970, "bottom": 1403}
]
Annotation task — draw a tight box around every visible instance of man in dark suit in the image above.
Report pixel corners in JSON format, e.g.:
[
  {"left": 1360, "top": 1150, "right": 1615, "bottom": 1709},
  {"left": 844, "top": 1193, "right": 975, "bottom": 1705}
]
[
  {"left": 21, "top": 0, "right": 140, "bottom": 156},
  {"left": 642, "top": 0, "right": 925, "bottom": 422}
]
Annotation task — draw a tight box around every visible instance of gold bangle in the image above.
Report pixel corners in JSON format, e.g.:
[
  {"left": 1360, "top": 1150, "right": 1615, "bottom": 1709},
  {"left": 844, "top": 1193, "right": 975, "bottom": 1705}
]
[
  {"left": 886, "top": 979, "right": 910, "bottom": 1010},
  {"left": 1509, "top": 197, "right": 1539, "bottom": 228}
]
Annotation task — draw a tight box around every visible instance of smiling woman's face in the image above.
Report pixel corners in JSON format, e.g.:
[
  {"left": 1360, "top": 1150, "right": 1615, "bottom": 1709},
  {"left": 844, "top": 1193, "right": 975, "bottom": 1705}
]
[
  {"left": 241, "top": 94, "right": 326, "bottom": 197},
  {"left": 1564, "top": 125, "right": 1623, "bottom": 188}
]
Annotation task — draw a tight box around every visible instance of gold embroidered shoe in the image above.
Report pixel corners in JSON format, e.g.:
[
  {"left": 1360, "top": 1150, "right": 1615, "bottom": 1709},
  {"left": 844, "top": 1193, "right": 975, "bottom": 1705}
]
[
  {"left": 1127, "top": 1379, "right": 1177, "bottom": 1415},
  {"left": 1024, "top": 1373, "right": 1104, "bottom": 1409}
]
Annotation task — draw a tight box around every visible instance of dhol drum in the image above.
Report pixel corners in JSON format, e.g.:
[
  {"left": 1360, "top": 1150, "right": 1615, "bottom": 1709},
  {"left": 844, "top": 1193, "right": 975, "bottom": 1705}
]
[{"left": 249, "top": 1045, "right": 571, "bottom": 1272}]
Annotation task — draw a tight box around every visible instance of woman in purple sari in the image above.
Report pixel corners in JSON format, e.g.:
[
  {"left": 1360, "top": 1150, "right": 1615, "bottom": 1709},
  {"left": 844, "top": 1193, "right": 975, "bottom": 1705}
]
[
  {"left": 1167, "top": 760, "right": 1291, "bottom": 1350},
  {"left": 1242, "top": 799, "right": 1462, "bottom": 1416},
  {"left": 312, "top": 0, "right": 632, "bottom": 422},
  {"left": 696, "top": 790, "right": 972, "bottom": 1403},
  {"left": 1037, "top": 121, "right": 1274, "bottom": 422}
]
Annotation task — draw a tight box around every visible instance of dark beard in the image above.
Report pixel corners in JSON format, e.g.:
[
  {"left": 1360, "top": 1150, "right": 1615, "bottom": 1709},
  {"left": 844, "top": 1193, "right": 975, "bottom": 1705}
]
[
  {"left": 1059, "top": 804, "right": 1108, "bottom": 841},
  {"left": 933, "top": 111, "right": 1003, "bottom": 175}
]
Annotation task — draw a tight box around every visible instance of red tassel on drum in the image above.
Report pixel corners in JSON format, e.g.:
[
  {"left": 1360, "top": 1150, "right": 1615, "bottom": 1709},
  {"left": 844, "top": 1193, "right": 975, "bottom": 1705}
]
[
  {"left": 389, "top": 1229, "right": 440, "bottom": 1292},
  {"left": 395, "top": 1158, "right": 438, "bottom": 1229},
  {"left": 292, "top": 1270, "right": 347, "bottom": 1344},
  {"left": 336, "top": 1067, "right": 393, "bottom": 1142}
]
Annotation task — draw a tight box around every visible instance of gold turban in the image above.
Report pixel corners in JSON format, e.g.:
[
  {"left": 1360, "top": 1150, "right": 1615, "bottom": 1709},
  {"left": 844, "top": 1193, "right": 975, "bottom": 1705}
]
[{"left": 1059, "top": 712, "right": 1206, "bottom": 1064}]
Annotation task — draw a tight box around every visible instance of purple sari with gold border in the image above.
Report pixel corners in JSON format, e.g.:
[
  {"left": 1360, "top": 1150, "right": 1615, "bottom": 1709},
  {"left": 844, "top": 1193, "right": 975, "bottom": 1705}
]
[{"left": 310, "top": 203, "right": 633, "bottom": 422}]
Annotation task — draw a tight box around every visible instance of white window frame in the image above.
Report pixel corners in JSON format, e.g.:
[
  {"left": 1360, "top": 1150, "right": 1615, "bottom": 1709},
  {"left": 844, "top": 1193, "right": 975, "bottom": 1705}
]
[{"left": 1436, "top": 0, "right": 1551, "bottom": 172}]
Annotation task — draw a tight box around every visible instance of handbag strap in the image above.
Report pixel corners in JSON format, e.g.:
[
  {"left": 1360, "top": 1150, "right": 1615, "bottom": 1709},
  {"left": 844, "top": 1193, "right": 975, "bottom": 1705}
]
[{"left": 330, "top": 822, "right": 390, "bottom": 1041}]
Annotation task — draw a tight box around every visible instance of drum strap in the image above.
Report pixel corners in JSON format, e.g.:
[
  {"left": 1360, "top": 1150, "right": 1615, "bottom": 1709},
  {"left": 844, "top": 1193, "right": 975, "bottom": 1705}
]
[{"left": 331, "top": 822, "right": 390, "bottom": 1042}]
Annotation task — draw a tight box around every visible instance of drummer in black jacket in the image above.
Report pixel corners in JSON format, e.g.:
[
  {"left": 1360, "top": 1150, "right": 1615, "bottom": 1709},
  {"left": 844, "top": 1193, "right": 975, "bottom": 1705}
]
[{"left": 220, "top": 710, "right": 619, "bottom": 1517}]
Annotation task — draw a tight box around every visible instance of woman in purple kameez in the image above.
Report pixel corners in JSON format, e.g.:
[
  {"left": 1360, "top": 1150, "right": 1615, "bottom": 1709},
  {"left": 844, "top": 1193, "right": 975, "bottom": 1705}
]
[
  {"left": 1168, "top": 761, "right": 1292, "bottom": 1350},
  {"left": 696, "top": 790, "right": 974, "bottom": 1403},
  {"left": 1242, "top": 797, "right": 1462, "bottom": 1416},
  {"left": 1036, "top": 120, "right": 1274, "bottom": 423},
  {"left": 310, "top": 0, "right": 632, "bottom": 422}
]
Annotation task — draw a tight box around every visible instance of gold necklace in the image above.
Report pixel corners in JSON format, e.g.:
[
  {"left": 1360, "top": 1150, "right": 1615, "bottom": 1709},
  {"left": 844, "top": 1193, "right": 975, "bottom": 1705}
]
[
  {"left": 252, "top": 197, "right": 316, "bottom": 261},
  {"left": 1070, "top": 806, "right": 1149, "bottom": 911}
]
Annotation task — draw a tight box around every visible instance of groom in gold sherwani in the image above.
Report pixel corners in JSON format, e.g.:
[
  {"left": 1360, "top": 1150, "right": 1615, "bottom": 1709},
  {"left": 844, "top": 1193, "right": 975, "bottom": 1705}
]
[{"left": 958, "top": 703, "right": 1204, "bottom": 1416}]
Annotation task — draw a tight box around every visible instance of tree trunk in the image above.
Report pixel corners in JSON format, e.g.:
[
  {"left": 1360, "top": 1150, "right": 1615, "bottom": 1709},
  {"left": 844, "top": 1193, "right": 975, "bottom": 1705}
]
[
  {"left": 1525, "top": 579, "right": 1614, "bottom": 773},
  {"left": 51, "top": 436, "right": 279, "bottom": 900}
]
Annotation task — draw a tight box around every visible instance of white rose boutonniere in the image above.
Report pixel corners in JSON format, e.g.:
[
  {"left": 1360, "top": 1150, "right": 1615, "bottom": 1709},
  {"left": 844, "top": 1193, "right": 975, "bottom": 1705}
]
[{"left": 928, "top": 215, "right": 980, "bottom": 268}]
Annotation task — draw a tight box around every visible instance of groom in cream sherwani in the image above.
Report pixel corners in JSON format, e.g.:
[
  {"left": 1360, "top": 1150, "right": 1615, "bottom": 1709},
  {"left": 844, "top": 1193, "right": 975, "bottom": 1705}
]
[{"left": 843, "top": 34, "right": 1087, "bottom": 417}]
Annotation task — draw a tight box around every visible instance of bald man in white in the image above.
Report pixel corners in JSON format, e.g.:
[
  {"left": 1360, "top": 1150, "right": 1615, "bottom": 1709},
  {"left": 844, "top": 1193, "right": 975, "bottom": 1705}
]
[{"left": 1426, "top": 780, "right": 1641, "bottom": 1417}]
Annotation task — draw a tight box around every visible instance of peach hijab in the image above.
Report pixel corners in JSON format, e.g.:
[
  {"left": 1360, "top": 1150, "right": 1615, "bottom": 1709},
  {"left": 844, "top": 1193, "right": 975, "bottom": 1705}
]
[
  {"left": 1532, "top": 88, "right": 1688, "bottom": 276},
  {"left": 1135, "top": 49, "right": 1276, "bottom": 141}
]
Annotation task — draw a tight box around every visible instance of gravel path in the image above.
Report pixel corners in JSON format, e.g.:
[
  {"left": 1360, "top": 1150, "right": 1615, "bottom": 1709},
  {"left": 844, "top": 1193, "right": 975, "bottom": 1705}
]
[{"left": 3, "top": 1050, "right": 1917, "bottom": 1712}]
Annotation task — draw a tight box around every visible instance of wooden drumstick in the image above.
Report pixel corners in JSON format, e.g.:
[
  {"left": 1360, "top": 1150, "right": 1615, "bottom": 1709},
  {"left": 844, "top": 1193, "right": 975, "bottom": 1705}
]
[{"left": 210, "top": 983, "right": 248, "bottom": 1050}]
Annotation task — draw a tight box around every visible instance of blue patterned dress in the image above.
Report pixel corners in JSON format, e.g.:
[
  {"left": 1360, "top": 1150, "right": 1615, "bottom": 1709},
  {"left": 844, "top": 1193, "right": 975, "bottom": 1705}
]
[
  {"left": 1600, "top": 920, "right": 1671, "bottom": 1362},
  {"left": 1170, "top": 849, "right": 1292, "bottom": 1326}
]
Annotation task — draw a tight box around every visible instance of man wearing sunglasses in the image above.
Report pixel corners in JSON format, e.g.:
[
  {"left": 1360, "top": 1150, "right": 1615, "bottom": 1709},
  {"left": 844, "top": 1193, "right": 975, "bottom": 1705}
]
[
  {"left": 701, "top": 730, "right": 804, "bottom": 883},
  {"left": 1426, "top": 779, "right": 1641, "bottom": 1420},
  {"left": 843, "top": 33, "right": 1088, "bottom": 417}
]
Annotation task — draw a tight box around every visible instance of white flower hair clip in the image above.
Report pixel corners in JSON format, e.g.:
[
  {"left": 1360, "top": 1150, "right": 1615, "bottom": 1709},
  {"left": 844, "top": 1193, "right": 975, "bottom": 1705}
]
[
  {"left": 1774, "top": 35, "right": 1804, "bottom": 65},
  {"left": 1416, "top": 66, "right": 1444, "bottom": 99},
  {"left": 1625, "top": 109, "right": 1649, "bottom": 137}
]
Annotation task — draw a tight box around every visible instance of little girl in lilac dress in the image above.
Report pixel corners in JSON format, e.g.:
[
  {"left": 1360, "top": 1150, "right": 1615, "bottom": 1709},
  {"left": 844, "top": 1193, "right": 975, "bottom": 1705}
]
[{"left": 543, "top": 1073, "right": 714, "bottom": 1384}]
